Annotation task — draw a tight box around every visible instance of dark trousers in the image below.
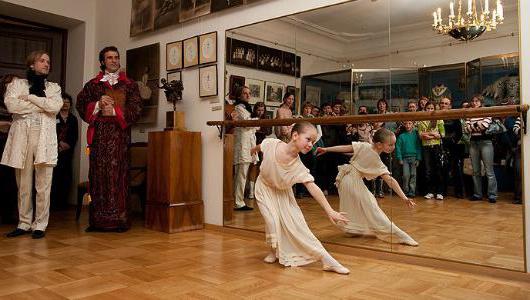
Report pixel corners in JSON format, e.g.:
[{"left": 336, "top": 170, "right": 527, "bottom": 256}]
[
  {"left": 423, "top": 144, "right": 444, "bottom": 195},
  {"left": 443, "top": 142, "right": 465, "bottom": 197}
]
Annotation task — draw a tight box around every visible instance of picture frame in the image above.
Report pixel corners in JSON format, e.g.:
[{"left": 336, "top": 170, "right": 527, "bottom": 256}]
[
  {"left": 180, "top": 0, "right": 211, "bottom": 23},
  {"left": 154, "top": 0, "right": 180, "bottom": 30},
  {"left": 228, "top": 75, "right": 245, "bottom": 100},
  {"left": 166, "top": 40, "right": 183, "bottom": 71},
  {"left": 265, "top": 81, "right": 284, "bottom": 107},
  {"left": 183, "top": 36, "right": 199, "bottom": 68},
  {"left": 167, "top": 71, "right": 182, "bottom": 83},
  {"left": 211, "top": 0, "right": 244, "bottom": 13},
  {"left": 199, "top": 31, "right": 217, "bottom": 65},
  {"left": 305, "top": 85, "right": 321, "bottom": 107},
  {"left": 130, "top": 0, "right": 154, "bottom": 36},
  {"left": 246, "top": 78, "right": 264, "bottom": 104},
  {"left": 257, "top": 45, "right": 282, "bottom": 73},
  {"left": 282, "top": 52, "right": 296, "bottom": 76},
  {"left": 199, "top": 65, "right": 218, "bottom": 97},
  {"left": 226, "top": 38, "right": 257, "bottom": 68}
]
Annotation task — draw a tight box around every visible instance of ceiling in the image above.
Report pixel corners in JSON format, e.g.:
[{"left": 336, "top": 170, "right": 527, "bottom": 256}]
[{"left": 285, "top": 0, "right": 518, "bottom": 42}]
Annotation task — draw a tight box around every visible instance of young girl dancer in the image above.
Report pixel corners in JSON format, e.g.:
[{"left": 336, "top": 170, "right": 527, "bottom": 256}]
[
  {"left": 251, "top": 121, "right": 350, "bottom": 274},
  {"left": 317, "top": 128, "right": 418, "bottom": 246}
]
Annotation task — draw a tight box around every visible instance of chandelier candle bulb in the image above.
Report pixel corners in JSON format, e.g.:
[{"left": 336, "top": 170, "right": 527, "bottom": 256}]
[
  {"left": 437, "top": 8, "right": 442, "bottom": 23},
  {"left": 468, "top": 0, "right": 472, "bottom": 14},
  {"left": 485, "top": 0, "right": 489, "bottom": 13},
  {"left": 450, "top": 2, "right": 455, "bottom": 17},
  {"left": 433, "top": 12, "right": 438, "bottom": 26}
]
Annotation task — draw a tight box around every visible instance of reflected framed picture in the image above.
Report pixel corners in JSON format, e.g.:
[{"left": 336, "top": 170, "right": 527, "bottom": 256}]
[
  {"left": 199, "top": 31, "right": 217, "bottom": 65},
  {"left": 229, "top": 75, "right": 245, "bottom": 100},
  {"left": 282, "top": 52, "right": 296, "bottom": 76},
  {"left": 258, "top": 45, "right": 282, "bottom": 73},
  {"left": 246, "top": 78, "right": 264, "bottom": 104},
  {"left": 199, "top": 65, "right": 218, "bottom": 97},
  {"left": 265, "top": 81, "right": 284, "bottom": 107},
  {"left": 166, "top": 41, "right": 182, "bottom": 71},
  {"left": 226, "top": 38, "right": 257, "bottom": 68},
  {"left": 305, "top": 85, "right": 321, "bottom": 107},
  {"left": 183, "top": 36, "right": 199, "bottom": 68},
  {"left": 167, "top": 71, "right": 182, "bottom": 83},
  {"left": 211, "top": 0, "right": 244, "bottom": 13}
]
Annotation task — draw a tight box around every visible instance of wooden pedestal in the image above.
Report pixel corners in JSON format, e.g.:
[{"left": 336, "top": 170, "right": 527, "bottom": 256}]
[
  {"left": 146, "top": 130, "right": 203, "bottom": 233},
  {"left": 223, "top": 134, "right": 234, "bottom": 222}
]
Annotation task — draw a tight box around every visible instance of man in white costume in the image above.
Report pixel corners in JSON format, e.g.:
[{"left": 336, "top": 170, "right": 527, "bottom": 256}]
[{"left": 2, "top": 50, "right": 63, "bottom": 239}]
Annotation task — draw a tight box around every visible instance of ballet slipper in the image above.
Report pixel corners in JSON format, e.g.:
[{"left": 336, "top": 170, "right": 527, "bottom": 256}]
[
  {"left": 263, "top": 253, "right": 277, "bottom": 263},
  {"left": 400, "top": 237, "right": 419, "bottom": 247},
  {"left": 323, "top": 264, "right": 350, "bottom": 275}
]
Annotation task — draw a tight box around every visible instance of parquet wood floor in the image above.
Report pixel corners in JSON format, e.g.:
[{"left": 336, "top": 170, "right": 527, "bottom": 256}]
[
  {"left": 1, "top": 210, "right": 529, "bottom": 299},
  {"left": 226, "top": 193, "right": 525, "bottom": 271}
]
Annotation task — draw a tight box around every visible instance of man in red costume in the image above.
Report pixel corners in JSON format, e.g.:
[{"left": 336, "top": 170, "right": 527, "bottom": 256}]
[{"left": 76, "top": 46, "right": 142, "bottom": 232}]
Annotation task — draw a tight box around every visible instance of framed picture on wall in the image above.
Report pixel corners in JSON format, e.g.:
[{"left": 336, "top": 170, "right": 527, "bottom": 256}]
[
  {"left": 211, "top": 0, "right": 244, "bottom": 13},
  {"left": 167, "top": 71, "right": 182, "bottom": 83},
  {"left": 257, "top": 45, "right": 282, "bottom": 73},
  {"left": 180, "top": 0, "right": 211, "bottom": 23},
  {"left": 199, "top": 31, "right": 217, "bottom": 64},
  {"left": 166, "top": 41, "right": 182, "bottom": 71},
  {"left": 305, "top": 85, "right": 321, "bottom": 107},
  {"left": 183, "top": 36, "right": 199, "bottom": 68},
  {"left": 265, "top": 81, "right": 284, "bottom": 107},
  {"left": 295, "top": 55, "right": 301, "bottom": 78},
  {"left": 229, "top": 75, "right": 245, "bottom": 100},
  {"left": 199, "top": 65, "right": 217, "bottom": 97},
  {"left": 246, "top": 78, "right": 264, "bottom": 104},
  {"left": 130, "top": 0, "right": 154, "bottom": 36},
  {"left": 226, "top": 38, "right": 257, "bottom": 68},
  {"left": 265, "top": 106, "right": 277, "bottom": 119},
  {"left": 154, "top": 0, "right": 180, "bottom": 30},
  {"left": 282, "top": 52, "right": 296, "bottom": 76}
]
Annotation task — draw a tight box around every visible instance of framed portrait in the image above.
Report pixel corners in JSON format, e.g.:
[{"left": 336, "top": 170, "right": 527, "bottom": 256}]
[
  {"left": 166, "top": 41, "right": 182, "bottom": 71},
  {"left": 228, "top": 75, "right": 245, "bottom": 100},
  {"left": 258, "top": 45, "right": 282, "bottom": 73},
  {"left": 265, "top": 81, "right": 284, "bottom": 107},
  {"left": 199, "top": 65, "right": 218, "bottom": 97},
  {"left": 226, "top": 38, "right": 257, "bottom": 68},
  {"left": 183, "top": 36, "right": 199, "bottom": 68},
  {"left": 246, "top": 78, "right": 264, "bottom": 104},
  {"left": 199, "top": 31, "right": 217, "bottom": 65},
  {"left": 305, "top": 85, "right": 321, "bottom": 107},
  {"left": 167, "top": 71, "right": 182, "bottom": 83},
  {"left": 130, "top": 0, "right": 154, "bottom": 36},
  {"left": 154, "top": 0, "right": 180, "bottom": 30}
]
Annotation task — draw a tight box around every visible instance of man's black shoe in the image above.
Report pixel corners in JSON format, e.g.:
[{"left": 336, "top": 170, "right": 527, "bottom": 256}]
[
  {"left": 32, "top": 230, "right": 46, "bottom": 239},
  {"left": 6, "top": 228, "right": 31, "bottom": 238}
]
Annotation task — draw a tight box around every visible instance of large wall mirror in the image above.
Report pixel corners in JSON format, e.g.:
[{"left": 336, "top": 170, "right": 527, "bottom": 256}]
[{"left": 223, "top": 0, "right": 524, "bottom": 272}]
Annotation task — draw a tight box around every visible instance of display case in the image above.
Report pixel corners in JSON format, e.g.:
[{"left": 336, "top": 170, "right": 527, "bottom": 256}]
[
  {"left": 418, "top": 63, "right": 466, "bottom": 108},
  {"left": 468, "top": 53, "right": 519, "bottom": 106}
]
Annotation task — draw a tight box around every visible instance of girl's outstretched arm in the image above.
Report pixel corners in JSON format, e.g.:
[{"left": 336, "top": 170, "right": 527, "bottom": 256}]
[
  {"left": 304, "top": 182, "right": 349, "bottom": 225},
  {"left": 381, "top": 174, "right": 416, "bottom": 208},
  {"left": 316, "top": 145, "right": 353, "bottom": 156}
]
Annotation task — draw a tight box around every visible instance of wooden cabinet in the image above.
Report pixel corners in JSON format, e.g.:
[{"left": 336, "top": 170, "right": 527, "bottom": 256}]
[{"left": 145, "top": 130, "right": 203, "bottom": 233}]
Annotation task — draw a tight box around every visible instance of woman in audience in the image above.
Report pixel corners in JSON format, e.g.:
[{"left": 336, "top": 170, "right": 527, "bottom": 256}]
[{"left": 464, "top": 95, "right": 497, "bottom": 203}]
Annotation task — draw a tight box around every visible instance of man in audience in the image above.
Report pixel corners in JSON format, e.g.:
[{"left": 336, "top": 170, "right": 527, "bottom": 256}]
[{"left": 440, "top": 97, "right": 465, "bottom": 198}]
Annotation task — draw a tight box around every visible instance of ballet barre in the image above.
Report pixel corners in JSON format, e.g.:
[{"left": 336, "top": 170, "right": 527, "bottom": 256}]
[{"left": 207, "top": 105, "right": 528, "bottom": 132}]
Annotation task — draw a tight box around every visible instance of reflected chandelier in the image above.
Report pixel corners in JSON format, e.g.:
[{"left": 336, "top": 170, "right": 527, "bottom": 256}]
[{"left": 432, "top": 0, "right": 504, "bottom": 41}]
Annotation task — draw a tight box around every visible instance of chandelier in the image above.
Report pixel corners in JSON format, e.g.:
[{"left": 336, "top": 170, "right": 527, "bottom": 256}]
[{"left": 432, "top": 0, "right": 504, "bottom": 41}]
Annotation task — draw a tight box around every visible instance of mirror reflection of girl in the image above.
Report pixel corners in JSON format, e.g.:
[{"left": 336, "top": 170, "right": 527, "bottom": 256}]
[
  {"left": 250, "top": 122, "right": 350, "bottom": 274},
  {"left": 317, "top": 128, "right": 418, "bottom": 246}
]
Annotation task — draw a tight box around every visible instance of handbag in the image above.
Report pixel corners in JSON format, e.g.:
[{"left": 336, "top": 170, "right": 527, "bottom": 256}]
[
  {"left": 463, "top": 157, "right": 485, "bottom": 176},
  {"left": 485, "top": 118, "right": 507, "bottom": 135}
]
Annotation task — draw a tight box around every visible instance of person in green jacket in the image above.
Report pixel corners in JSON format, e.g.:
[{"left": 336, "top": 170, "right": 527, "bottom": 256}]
[{"left": 396, "top": 121, "right": 423, "bottom": 197}]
